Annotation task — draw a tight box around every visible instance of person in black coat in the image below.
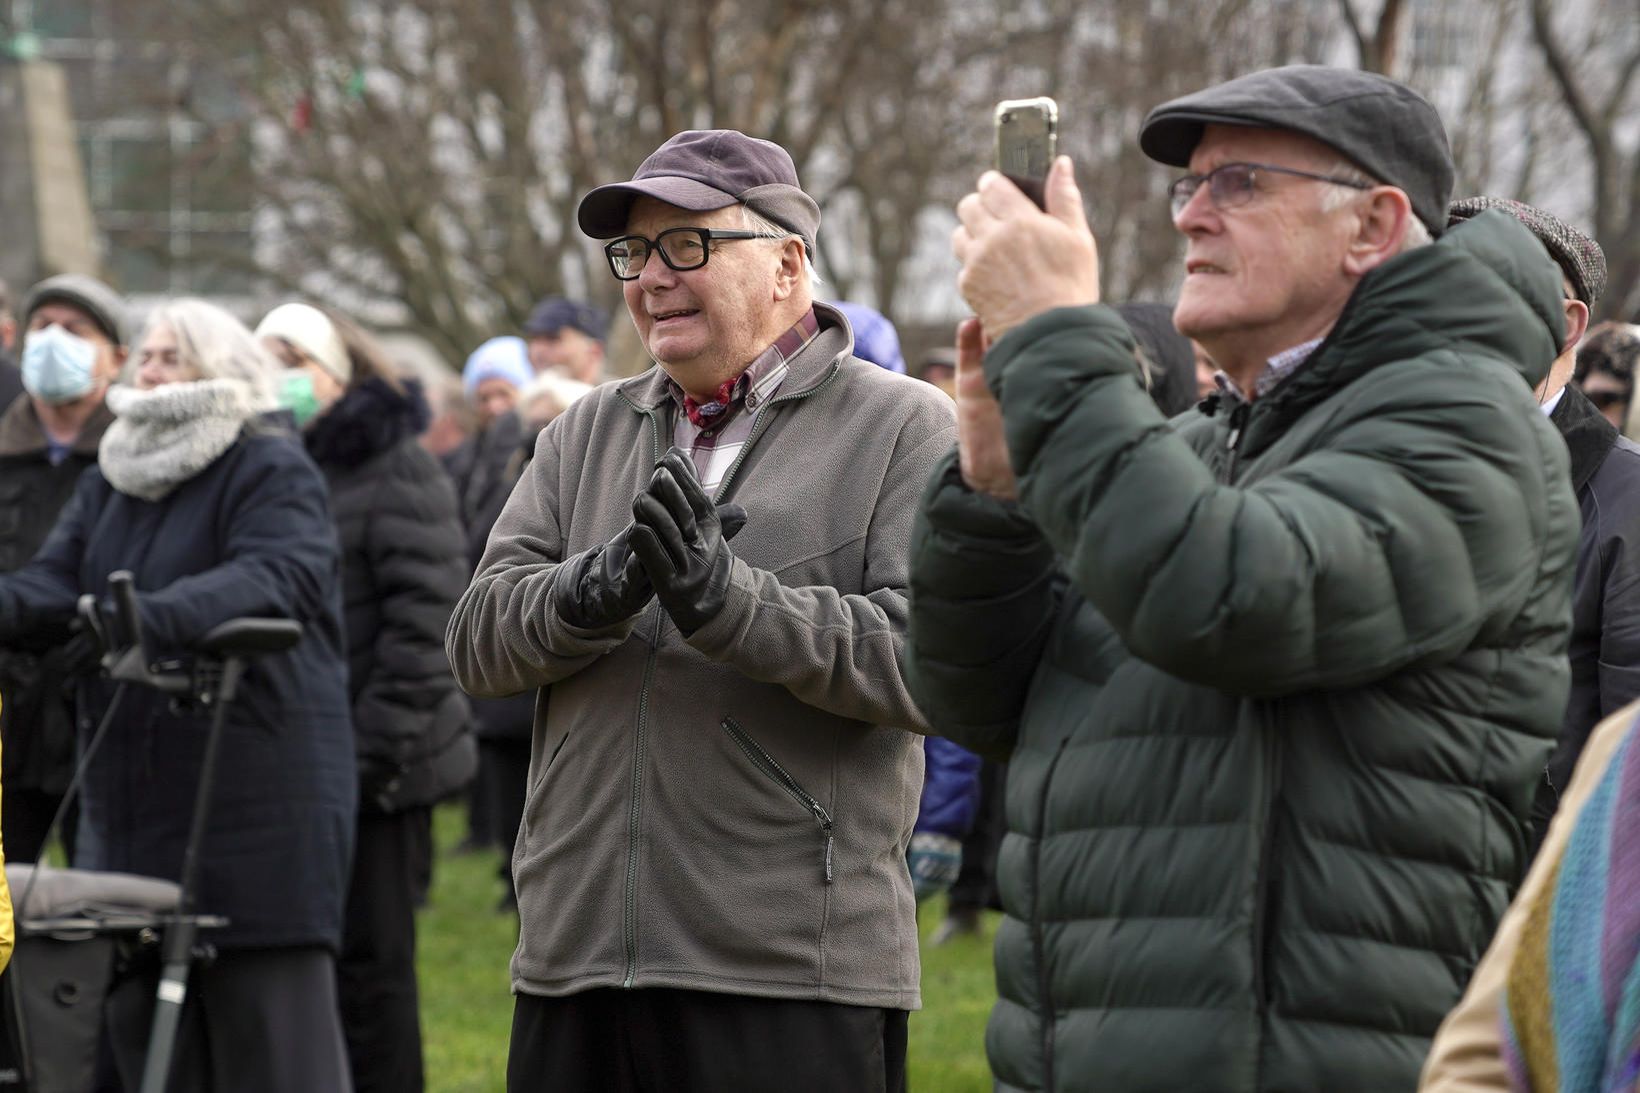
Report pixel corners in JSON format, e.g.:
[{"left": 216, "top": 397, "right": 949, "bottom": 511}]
[
  {"left": 0, "top": 274, "right": 129, "bottom": 863},
  {"left": 0, "top": 298, "right": 355, "bottom": 1092},
  {"left": 257, "top": 302, "right": 474, "bottom": 1093}
]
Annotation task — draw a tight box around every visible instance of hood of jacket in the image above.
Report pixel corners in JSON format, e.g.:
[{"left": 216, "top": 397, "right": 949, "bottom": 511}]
[{"left": 305, "top": 377, "right": 431, "bottom": 469}]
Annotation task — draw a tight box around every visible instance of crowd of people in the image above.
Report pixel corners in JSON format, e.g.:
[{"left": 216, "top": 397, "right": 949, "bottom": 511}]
[{"left": 0, "top": 59, "right": 1636, "bottom": 1093}]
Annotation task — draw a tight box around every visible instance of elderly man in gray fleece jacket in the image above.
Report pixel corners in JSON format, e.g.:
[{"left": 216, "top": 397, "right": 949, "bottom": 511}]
[{"left": 446, "top": 129, "right": 954, "bottom": 1093}]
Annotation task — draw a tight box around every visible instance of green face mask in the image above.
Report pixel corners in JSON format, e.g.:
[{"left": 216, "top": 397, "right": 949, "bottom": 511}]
[{"left": 277, "top": 371, "right": 321, "bottom": 427}]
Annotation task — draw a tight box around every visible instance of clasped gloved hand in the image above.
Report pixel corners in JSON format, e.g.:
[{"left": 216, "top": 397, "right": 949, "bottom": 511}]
[
  {"left": 551, "top": 524, "right": 654, "bottom": 631},
  {"left": 629, "top": 449, "right": 748, "bottom": 637}
]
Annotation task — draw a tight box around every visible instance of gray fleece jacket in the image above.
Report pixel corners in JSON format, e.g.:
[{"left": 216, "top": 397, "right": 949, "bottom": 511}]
[{"left": 446, "top": 304, "right": 955, "bottom": 1009}]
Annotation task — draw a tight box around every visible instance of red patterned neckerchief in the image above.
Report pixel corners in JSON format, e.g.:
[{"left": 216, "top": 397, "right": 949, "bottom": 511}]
[{"left": 675, "top": 308, "right": 821, "bottom": 430}]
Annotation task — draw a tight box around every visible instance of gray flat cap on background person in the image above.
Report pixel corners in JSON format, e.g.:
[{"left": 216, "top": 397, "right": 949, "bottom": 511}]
[
  {"left": 446, "top": 128, "right": 953, "bottom": 1093},
  {"left": 907, "top": 64, "right": 1578, "bottom": 1092}
]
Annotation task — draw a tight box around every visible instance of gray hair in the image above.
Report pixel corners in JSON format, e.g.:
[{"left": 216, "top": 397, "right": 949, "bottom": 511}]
[
  {"left": 132, "top": 298, "right": 279, "bottom": 406},
  {"left": 739, "top": 205, "right": 822, "bottom": 292},
  {"left": 1317, "top": 159, "right": 1432, "bottom": 251}
]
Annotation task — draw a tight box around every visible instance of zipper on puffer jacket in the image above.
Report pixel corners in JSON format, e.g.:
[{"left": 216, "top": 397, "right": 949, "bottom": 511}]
[
  {"left": 1251, "top": 727, "right": 1285, "bottom": 1085},
  {"left": 1223, "top": 402, "right": 1251, "bottom": 483},
  {"left": 1034, "top": 736, "right": 1070, "bottom": 1093},
  {"left": 720, "top": 717, "right": 834, "bottom": 883}
]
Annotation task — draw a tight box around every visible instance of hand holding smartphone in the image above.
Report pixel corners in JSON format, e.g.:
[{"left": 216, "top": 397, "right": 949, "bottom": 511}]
[{"left": 993, "top": 97, "right": 1059, "bottom": 209}]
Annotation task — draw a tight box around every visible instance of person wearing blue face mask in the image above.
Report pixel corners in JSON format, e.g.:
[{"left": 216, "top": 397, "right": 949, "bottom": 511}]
[{"left": 0, "top": 274, "right": 128, "bottom": 867}]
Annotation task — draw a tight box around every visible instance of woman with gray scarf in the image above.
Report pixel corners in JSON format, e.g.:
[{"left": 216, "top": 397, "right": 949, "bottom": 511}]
[{"left": 0, "top": 298, "right": 355, "bottom": 1092}]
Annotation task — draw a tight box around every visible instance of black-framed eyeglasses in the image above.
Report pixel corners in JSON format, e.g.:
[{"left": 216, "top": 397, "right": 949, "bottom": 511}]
[
  {"left": 604, "top": 227, "right": 787, "bottom": 280},
  {"left": 1168, "top": 161, "right": 1373, "bottom": 219}
]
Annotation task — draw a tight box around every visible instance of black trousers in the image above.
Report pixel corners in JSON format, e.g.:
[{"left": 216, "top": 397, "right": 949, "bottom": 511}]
[
  {"left": 948, "top": 760, "right": 1006, "bottom": 913},
  {"left": 338, "top": 807, "right": 430, "bottom": 1093},
  {"left": 507, "top": 987, "right": 908, "bottom": 1093},
  {"left": 483, "top": 736, "right": 531, "bottom": 903},
  {"left": 106, "top": 946, "right": 351, "bottom": 1093}
]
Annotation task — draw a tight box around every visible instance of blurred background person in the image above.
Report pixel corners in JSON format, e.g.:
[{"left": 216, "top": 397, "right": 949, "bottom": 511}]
[
  {"left": 0, "top": 274, "right": 127, "bottom": 865},
  {"left": 0, "top": 278, "right": 22, "bottom": 408},
  {"left": 447, "top": 335, "right": 532, "bottom": 856},
  {"left": 516, "top": 371, "right": 594, "bottom": 463},
  {"left": 257, "top": 301, "right": 476, "bottom": 1093},
  {"left": 0, "top": 298, "right": 354, "bottom": 1092},
  {"left": 1116, "top": 300, "right": 1199, "bottom": 416},
  {"left": 420, "top": 373, "right": 479, "bottom": 468},
  {"left": 1574, "top": 321, "right": 1640, "bottom": 432},
  {"left": 523, "top": 296, "right": 608, "bottom": 385},
  {"left": 832, "top": 301, "right": 907, "bottom": 373},
  {"left": 916, "top": 346, "right": 957, "bottom": 399}
]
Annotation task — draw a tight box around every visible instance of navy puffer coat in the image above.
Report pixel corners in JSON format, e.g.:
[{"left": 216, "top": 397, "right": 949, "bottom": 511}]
[{"left": 0, "top": 424, "right": 355, "bottom": 951}]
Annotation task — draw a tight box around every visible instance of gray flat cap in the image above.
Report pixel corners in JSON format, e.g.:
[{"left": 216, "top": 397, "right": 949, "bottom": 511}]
[
  {"left": 1140, "top": 65, "right": 1455, "bottom": 235},
  {"left": 1448, "top": 196, "right": 1605, "bottom": 305},
  {"left": 22, "top": 273, "right": 127, "bottom": 346}
]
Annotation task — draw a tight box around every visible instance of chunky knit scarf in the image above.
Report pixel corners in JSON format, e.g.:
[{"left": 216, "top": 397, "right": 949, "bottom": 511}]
[
  {"left": 99, "top": 379, "right": 260, "bottom": 502},
  {"left": 1504, "top": 713, "right": 1640, "bottom": 1092}
]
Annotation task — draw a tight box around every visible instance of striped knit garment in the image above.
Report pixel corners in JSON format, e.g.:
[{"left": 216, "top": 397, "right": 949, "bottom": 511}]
[{"left": 1504, "top": 713, "right": 1640, "bottom": 1092}]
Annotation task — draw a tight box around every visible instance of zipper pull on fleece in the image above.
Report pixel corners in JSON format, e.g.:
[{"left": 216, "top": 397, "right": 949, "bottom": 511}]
[{"left": 822, "top": 823, "right": 834, "bottom": 884}]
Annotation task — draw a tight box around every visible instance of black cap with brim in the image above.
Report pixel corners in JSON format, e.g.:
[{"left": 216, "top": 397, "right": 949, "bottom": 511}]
[{"left": 1139, "top": 65, "right": 1455, "bottom": 236}]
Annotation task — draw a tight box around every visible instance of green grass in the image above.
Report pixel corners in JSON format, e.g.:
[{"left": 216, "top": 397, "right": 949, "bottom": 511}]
[{"left": 417, "top": 803, "right": 999, "bottom": 1091}]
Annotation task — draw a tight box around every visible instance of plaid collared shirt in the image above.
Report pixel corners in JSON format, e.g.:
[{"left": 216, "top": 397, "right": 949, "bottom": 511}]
[
  {"left": 1213, "top": 337, "right": 1325, "bottom": 405},
  {"left": 668, "top": 308, "right": 821, "bottom": 492}
]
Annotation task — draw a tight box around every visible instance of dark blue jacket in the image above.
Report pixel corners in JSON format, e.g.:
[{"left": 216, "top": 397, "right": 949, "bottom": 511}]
[
  {"left": 914, "top": 737, "right": 982, "bottom": 838},
  {"left": 0, "top": 425, "right": 356, "bottom": 951}
]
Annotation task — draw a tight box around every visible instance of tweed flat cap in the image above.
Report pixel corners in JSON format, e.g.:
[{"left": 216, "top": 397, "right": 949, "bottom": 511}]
[
  {"left": 1140, "top": 65, "right": 1455, "bottom": 235},
  {"left": 1448, "top": 196, "right": 1606, "bottom": 305}
]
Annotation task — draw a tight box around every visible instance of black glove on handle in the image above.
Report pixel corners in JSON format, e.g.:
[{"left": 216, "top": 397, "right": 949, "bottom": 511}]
[{"left": 629, "top": 449, "right": 747, "bottom": 637}]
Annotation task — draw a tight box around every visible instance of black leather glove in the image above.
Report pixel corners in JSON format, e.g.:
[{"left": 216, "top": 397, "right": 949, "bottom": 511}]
[
  {"left": 629, "top": 449, "right": 748, "bottom": 637},
  {"left": 551, "top": 526, "right": 654, "bottom": 630}
]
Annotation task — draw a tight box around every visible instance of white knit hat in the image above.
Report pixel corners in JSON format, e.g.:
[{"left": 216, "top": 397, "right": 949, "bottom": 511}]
[{"left": 253, "top": 302, "right": 352, "bottom": 385}]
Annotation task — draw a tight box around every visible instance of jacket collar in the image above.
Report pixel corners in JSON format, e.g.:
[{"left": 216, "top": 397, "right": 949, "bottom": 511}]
[
  {"left": 0, "top": 394, "right": 115, "bottom": 458},
  {"left": 1237, "top": 210, "right": 1565, "bottom": 460},
  {"left": 1550, "top": 383, "right": 1619, "bottom": 493},
  {"left": 616, "top": 300, "right": 855, "bottom": 414}
]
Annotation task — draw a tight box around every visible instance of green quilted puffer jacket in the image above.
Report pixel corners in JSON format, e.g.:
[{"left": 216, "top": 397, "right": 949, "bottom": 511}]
[{"left": 906, "top": 211, "right": 1580, "bottom": 1093}]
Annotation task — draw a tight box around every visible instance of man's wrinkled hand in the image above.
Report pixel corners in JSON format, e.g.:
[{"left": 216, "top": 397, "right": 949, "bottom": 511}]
[
  {"left": 952, "top": 156, "right": 1101, "bottom": 342},
  {"left": 629, "top": 449, "right": 747, "bottom": 637},
  {"left": 953, "top": 318, "right": 1018, "bottom": 501}
]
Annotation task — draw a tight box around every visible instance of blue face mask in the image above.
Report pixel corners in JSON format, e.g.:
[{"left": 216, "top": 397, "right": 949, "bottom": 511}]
[{"left": 21, "top": 324, "right": 100, "bottom": 405}]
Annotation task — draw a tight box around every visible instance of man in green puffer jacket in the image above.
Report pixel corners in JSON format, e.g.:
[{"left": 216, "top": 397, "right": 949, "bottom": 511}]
[{"left": 907, "top": 66, "right": 1580, "bottom": 1093}]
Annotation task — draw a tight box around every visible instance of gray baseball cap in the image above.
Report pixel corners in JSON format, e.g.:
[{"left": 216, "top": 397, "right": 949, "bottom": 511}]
[
  {"left": 1140, "top": 65, "right": 1455, "bottom": 236},
  {"left": 22, "top": 273, "right": 128, "bottom": 346},
  {"left": 577, "top": 129, "right": 821, "bottom": 253}
]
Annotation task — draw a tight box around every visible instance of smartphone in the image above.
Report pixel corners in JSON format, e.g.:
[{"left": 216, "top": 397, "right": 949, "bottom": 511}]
[{"left": 994, "top": 97, "right": 1059, "bottom": 209}]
